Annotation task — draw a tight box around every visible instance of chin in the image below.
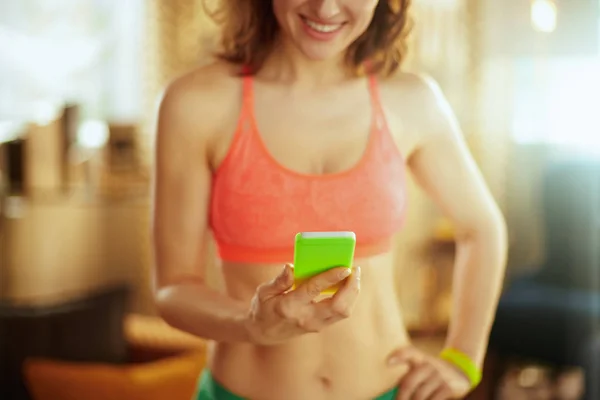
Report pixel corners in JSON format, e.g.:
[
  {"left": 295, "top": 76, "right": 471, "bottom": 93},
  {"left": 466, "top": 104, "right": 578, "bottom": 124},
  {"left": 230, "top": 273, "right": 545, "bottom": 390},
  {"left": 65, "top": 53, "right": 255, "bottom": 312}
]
[
  {"left": 296, "top": 43, "right": 345, "bottom": 61},
  {"left": 289, "top": 36, "right": 354, "bottom": 63}
]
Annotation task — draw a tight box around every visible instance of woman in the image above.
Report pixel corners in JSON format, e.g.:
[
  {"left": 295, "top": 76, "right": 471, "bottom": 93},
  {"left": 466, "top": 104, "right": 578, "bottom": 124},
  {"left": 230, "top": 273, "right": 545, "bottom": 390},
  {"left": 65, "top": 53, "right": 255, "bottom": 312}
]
[{"left": 152, "top": 0, "right": 508, "bottom": 399}]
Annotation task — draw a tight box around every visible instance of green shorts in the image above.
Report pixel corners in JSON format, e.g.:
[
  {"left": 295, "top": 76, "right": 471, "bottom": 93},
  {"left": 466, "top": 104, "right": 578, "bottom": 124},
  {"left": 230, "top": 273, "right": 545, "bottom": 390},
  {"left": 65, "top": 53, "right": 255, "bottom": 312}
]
[{"left": 195, "top": 370, "right": 398, "bottom": 400}]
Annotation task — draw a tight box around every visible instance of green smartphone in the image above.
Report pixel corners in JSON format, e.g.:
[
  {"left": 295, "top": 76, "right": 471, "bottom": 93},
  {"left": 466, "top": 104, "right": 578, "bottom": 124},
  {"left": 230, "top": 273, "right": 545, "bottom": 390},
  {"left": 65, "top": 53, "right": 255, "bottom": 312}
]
[{"left": 293, "top": 231, "right": 356, "bottom": 294}]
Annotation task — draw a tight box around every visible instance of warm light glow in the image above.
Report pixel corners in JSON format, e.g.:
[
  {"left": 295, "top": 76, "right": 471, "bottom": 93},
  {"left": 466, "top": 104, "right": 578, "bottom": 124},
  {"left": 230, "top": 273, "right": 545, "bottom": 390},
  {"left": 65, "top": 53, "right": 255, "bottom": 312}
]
[
  {"left": 77, "top": 120, "right": 109, "bottom": 149},
  {"left": 32, "top": 101, "right": 60, "bottom": 126},
  {"left": 531, "top": 0, "right": 558, "bottom": 33},
  {"left": 512, "top": 58, "right": 600, "bottom": 156}
]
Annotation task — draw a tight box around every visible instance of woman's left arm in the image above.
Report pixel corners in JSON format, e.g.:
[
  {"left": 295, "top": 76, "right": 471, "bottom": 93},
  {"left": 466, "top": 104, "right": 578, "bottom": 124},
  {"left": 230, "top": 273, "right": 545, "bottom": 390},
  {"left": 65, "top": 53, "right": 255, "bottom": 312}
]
[
  {"left": 408, "top": 77, "right": 508, "bottom": 367},
  {"left": 392, "top": 75, "right": 508, "bottom": 400}
]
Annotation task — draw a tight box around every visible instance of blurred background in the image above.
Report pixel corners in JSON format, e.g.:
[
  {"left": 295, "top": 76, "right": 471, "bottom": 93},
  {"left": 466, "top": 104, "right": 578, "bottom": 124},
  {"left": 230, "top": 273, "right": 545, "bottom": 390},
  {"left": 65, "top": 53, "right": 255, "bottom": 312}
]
[{"left": 0, "top": 0, "right": 599, "bottom": 399}]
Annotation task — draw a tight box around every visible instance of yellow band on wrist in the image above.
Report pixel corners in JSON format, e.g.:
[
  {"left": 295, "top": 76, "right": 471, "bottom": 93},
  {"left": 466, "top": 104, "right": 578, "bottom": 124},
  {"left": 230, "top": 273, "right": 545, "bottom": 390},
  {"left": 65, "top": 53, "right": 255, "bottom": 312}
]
[{"left": 439, "top": 348, "right": 482, "bottom": 389}]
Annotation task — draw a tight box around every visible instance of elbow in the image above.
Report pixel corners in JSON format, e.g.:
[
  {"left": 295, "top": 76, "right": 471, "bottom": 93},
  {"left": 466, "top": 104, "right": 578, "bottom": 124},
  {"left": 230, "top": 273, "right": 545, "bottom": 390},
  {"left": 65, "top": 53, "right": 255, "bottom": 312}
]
[
  {"left": 153, "top": 285, "right": 177, "bottom": 325},
  {"left": 152, "top": 277, "right": 207, "bottom": 332},
  {"left": 479, "top": 207, "right": 507, "bottom": 246},
  {"left": 153, "top": 281, "right": 192, "bottom": 331},
  {"left": 455, "top": 208, "right": 509, "bottom": 255},
  {"left": 150, "top": 269, "right": 169, "bottom": 320},
  {"left": 489, "top": 208, "right": 509, "bottom": 251}
]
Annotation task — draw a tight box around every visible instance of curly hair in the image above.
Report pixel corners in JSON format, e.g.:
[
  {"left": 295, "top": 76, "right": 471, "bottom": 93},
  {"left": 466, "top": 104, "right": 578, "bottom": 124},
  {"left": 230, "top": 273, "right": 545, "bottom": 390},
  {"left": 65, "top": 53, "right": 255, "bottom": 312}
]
[{"left": 206, "top": 0, "right": 413, "bottom": 77}]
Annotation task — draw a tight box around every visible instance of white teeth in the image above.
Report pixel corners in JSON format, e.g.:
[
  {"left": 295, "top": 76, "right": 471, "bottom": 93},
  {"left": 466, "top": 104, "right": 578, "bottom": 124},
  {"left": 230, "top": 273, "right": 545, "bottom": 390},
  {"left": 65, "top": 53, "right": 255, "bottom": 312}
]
[{"left": 304, "top": 18, "right": 342, "bottom": 33}]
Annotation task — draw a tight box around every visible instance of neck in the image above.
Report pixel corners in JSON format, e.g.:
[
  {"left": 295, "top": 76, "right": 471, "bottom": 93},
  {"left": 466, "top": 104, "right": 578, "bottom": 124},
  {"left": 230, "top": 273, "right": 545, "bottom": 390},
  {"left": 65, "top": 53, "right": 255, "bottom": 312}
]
[{"left": 258, "top": 37, "right": 352, "bottom": 88}]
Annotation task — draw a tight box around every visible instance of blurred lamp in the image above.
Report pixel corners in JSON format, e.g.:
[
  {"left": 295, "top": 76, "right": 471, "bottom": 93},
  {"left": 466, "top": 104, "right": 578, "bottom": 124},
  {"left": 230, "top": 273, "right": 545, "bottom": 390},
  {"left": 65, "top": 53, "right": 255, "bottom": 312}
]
[
  {"left": 484, "top": 0, "right": 599, "bottom": 57},
  {"left": 77, "top": 120, "right": 109, "bottom": 149},
  {"left": 531, "top": 0, "right": 558, "bottom": 33}
]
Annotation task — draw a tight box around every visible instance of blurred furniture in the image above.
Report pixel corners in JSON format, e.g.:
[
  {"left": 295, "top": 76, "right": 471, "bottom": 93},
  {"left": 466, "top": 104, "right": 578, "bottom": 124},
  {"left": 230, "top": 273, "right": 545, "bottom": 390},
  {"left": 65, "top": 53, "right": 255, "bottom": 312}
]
[
  {"left": 403, "top": 217, "right": 457, "bottom": 336},
  {"left": 0, "top": 137, "right": 27, "bottom": 195},
  {"left": 0, "top": 189, "right": 151, "bottom": 312},
  {"left": 124, "top": 313, "right": 206, "bottom": 363},
  {"left": 22, "top": 314, "right": 207, "bottom": 400},
  {"left": 485, "top": 159, "right": 600, "bottom": 399},
  {"left": 1, "top": 283, "right": 208, "bottom": 400},
  {"left": 0, "top": 114, "right": 75, "bottom": 197},
  {"left": 0, "top": 114, "right": 151, "bottom": 311},
  {"left": 104, "top": 124, "right": 140, "bottom": 174},
  {"left": 23, "top": 350, "right": 205, "bottom": 400},
  {"left": 415, "top": 237, "right": 455, "bottom": 335},
  {"left": 0, "top": 286, "right": 130, "bottom": 400}
]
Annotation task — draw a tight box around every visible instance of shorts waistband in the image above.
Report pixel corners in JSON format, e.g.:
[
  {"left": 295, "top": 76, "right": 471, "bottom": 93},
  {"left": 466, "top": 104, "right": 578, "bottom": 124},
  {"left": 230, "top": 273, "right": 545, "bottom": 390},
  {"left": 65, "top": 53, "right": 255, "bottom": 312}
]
[{"left": 195, "top": 370, "right": 399, "bottom": 400}]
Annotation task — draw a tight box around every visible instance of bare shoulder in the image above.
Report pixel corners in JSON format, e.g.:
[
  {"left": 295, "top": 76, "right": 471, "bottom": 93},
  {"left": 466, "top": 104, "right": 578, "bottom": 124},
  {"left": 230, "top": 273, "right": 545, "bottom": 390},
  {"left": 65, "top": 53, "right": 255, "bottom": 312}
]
[
  {"left": 378, "top": 71, "right": 451, "bottom": 119},
  {"left": 156, "top": 61, "right": 242, "bottom": 147},
  {"left": 378, "top": 71, "right": 461, "bottom": 143},
  {"left": 379, "top": 71, "right": 438, "bottom": 94}
]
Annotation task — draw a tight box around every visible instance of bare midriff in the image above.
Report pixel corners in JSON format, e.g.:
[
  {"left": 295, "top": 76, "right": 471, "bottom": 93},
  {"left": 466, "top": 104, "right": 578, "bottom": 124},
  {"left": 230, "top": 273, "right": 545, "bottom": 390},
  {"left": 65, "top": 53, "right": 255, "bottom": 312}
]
[{"left": 208, "top": 252, "right": 411, "bottom": 400}]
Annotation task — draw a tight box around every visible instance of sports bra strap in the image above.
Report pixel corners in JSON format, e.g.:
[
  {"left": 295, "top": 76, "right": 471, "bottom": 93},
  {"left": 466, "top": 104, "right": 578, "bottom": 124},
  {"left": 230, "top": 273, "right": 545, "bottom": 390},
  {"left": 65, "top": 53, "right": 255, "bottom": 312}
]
[
  {"left": 240, "top": 67, "right": 254, "bottom": 119},
  {"left": 367, "top": 74, "right": 387, "bottom": 130}
]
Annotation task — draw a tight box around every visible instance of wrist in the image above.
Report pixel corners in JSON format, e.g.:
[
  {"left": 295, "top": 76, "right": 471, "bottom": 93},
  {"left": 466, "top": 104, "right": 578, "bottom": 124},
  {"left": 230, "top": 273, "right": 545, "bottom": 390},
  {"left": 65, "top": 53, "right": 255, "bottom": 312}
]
[
  {"left": 233, "top": 311, "right": 254, "bottom": 343},
  {"left": 439, "top": 347, "right": 483, "bottom": 390},
  {"left": 443, "top": 336, "right": 485, "bottom": 368},
  {"left": 238, "top": 311, "right": 272, "bottom": 346}
]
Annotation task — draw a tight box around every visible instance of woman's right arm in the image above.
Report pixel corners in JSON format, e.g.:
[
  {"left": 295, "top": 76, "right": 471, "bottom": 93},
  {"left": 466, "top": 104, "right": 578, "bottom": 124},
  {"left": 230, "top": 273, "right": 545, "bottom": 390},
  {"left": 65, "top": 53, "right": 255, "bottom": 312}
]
[
  {"left": 151, "top": 75, "right": 252, "bottom": 342},
  {"left": 151, "top": 68, "right": 361, "bottom": 345}
]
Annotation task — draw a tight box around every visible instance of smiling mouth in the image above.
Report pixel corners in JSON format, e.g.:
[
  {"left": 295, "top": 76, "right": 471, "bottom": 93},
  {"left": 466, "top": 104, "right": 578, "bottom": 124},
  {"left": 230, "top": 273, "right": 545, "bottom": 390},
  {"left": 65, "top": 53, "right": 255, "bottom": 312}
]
[{"left": 300, "top": 16, "right": 346, "bottom": 34}]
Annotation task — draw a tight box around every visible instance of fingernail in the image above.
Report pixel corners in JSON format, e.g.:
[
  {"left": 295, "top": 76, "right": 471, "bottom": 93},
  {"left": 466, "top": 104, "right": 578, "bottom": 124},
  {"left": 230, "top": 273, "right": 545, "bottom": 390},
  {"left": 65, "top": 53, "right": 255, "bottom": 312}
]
[
  {"left": 339, "top": 268, "right": 351, "bottom": 279},
  {"left": 387, "top": 355, "right": 400, "bottom": 366},
  {"left": 355, "top": 266, "right": 361, "bottom": 279}
]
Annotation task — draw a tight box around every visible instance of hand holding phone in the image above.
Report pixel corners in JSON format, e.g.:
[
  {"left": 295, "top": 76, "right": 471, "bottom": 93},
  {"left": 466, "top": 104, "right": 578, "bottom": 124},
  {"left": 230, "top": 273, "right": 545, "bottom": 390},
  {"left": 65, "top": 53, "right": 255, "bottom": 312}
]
[
  {"left": 243, "top": 232, "right": 360, "bottom": 345},
  {"left": 245, "top": 263, "right": 361, "bottom": 345}
]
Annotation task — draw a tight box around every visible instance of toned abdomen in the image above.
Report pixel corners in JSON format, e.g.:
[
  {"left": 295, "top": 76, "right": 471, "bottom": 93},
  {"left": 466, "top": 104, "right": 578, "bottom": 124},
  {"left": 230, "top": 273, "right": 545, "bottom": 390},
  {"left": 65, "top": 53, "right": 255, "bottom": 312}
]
[{"left": 209, "top": 253, "right": 411, "bottom": 400}]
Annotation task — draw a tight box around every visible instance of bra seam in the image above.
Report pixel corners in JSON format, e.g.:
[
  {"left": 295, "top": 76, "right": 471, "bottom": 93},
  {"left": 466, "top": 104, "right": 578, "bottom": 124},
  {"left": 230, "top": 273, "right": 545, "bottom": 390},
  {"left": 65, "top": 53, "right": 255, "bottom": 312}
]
[
  {"left": 367, "top": 75, "right": 407, "bottom": 166},
  {"left": 211, "top": 74, "right": 253, "bottom": 178}
]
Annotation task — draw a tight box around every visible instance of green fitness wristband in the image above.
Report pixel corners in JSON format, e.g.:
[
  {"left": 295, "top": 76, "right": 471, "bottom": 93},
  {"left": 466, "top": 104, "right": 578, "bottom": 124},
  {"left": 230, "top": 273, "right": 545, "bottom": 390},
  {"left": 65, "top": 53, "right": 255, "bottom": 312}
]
[{"left": 439, "top": 348, "right": 482, "bottom": 389}]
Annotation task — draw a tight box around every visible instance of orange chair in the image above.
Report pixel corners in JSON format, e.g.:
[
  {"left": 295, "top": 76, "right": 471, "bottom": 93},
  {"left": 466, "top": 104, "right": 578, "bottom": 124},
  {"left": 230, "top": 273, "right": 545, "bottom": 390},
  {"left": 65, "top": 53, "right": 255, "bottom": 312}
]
[
  {"left": 24, "top": 314, "right": 208, "bottom": 400},
  {"left": 24, "top": 350, "right": 206, "bottom": 400}
]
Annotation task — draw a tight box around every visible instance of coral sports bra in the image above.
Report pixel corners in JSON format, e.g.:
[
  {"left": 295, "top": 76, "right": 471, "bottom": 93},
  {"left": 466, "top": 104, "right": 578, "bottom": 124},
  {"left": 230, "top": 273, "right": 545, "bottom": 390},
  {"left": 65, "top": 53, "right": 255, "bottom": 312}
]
[{"left": 209, "top": 73, "right": 408, "bottom": 263}]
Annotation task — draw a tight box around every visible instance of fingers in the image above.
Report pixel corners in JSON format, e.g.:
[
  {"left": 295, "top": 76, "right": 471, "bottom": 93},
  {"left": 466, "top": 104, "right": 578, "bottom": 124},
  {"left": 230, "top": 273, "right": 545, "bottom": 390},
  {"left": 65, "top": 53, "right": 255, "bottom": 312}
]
[
  {"left": 257, "top": 264, "right": 294, "bottom": 301},
  {"left": 387, "top": 346, "right": 426, "bottom": 367},
  {"left": 314, "top": 266, "right": 361, "bottom": 322},
  {"left": 397, "top": 364, "right": 436, "bottom": 400},
  {"left": 430, "top": 386, "right": 453, "bottom": 400},
  {"left": 291, "top": 266, "right": 352, "bottom": 303},
  {"left": 412, "top": 377, "right": 443, "bottom": 400}
]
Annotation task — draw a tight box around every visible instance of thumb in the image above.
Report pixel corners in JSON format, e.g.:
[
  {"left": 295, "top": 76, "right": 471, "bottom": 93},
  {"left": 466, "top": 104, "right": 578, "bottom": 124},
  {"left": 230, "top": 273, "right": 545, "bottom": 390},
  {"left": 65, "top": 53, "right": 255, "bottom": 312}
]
[
  {"left": 269, "top": 264, "right": 294, "bottom": 294},
  {"left": 262, "top": 264, "right": 294, "bottom": 298},
  {"left": 275, "top": 263, "right": 294, "bottom": 290}
]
